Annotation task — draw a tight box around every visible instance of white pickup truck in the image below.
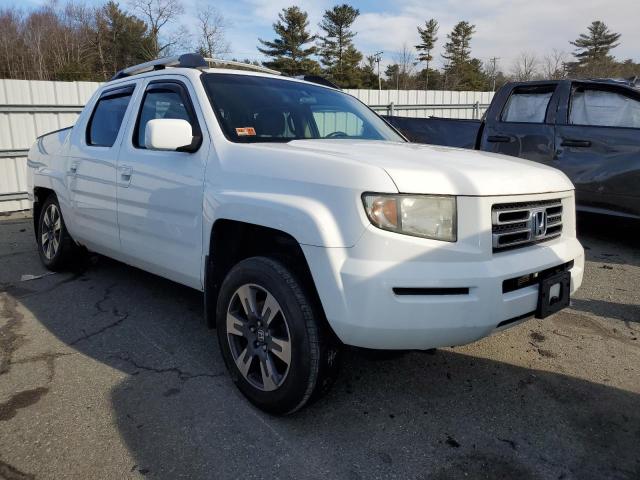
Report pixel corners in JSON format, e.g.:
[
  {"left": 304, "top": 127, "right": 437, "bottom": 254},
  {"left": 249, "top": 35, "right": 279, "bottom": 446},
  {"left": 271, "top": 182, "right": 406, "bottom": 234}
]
[{"left": 27, "top": 54, "right": 584, "bottom": 414}]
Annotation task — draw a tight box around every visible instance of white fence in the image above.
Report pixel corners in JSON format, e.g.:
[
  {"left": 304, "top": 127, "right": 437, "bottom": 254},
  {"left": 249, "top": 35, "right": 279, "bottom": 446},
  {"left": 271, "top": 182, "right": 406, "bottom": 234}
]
[
  {"left": 0, "top": 79, "right": 494, "bottom": 213},
  {"left": 345, "top": 89, "right": 493, "bottom": 119}
]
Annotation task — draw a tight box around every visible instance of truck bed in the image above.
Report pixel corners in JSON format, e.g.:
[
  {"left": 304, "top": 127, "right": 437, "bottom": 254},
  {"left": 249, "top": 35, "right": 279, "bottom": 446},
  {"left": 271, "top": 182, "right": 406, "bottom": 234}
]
[{"left": 383, "top": 116, "right": 481, "bottom": 149}]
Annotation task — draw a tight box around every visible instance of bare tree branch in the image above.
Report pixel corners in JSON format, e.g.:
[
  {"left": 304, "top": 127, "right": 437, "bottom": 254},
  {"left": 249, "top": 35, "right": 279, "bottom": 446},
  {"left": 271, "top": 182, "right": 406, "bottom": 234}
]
[
  {"left": 196, "top": 6, "right": 230, "bottom": 57},
  {"left": 128, "top": 0, "right": 184, "bottom": 58},
  {"left": 511, "top": 51, "right": 539, "bottom": 81}
]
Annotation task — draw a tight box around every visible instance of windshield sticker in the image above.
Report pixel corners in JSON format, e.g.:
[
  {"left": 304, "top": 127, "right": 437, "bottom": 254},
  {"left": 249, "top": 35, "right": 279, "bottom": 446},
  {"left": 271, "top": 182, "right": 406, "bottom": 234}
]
[{"left": 236, "top": 127, "right": 256, "bottom": 136}]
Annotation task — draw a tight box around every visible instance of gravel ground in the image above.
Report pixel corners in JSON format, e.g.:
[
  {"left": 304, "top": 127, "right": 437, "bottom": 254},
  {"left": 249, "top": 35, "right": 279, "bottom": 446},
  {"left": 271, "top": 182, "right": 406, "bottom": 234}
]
[{"left": 0, "top": 212, "right": 638, "bottom": 480}]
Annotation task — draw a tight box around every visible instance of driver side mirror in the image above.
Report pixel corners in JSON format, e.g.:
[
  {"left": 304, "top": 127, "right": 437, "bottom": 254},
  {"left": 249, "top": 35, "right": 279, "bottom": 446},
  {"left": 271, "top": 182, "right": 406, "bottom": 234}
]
[{"left": 145, "top": 119, "right": 194, "bottom": 151}]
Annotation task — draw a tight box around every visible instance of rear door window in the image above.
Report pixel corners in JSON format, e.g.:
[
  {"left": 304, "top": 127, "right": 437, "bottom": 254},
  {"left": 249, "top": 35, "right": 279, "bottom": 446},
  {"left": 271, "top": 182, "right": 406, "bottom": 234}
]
[
  {"left": 570, "top": 86, "right": 640, "bottom": 129},
  {"left": 501, "top": 87, "right": 554, "bottom": 123},
  {"left": 86, "top": 86, "right": 134, "bottom": 147}
]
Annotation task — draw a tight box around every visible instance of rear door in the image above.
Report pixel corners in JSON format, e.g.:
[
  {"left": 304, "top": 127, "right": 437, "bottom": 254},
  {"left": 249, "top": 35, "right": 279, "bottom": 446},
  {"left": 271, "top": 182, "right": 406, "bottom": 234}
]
[
  {"left": 66, "top": 84, "right": 137, "bottom": 255},
  {"left": 480, "top": 84, "right": 559, "bottom": 162},
  {"left": 554, "top": 82, "right": 640, "bottom": 217},
  {"left": 116, "top": 76, "right": 209, "bottom": 289}
]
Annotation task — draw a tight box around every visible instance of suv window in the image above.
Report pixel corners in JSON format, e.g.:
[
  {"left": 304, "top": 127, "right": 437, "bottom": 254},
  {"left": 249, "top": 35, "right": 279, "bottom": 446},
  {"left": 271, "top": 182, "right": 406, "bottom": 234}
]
[
  {"left": 570, "top": 86, "right": 640, "bottom": 128},
  {"left": 134, "top": 87, "right": 196, "bottom": 148},
  {"left": 502, "top": 87, "right": 554, "bottom": 123},
  {"left": 201, "top": 73, "right": 404, "bottom": 143},
  {"left": 87, "top": 88, "right": 133, "bottom": 147},
  {"left": 311, "top": 108, "right": 364, "bottom": 138}
]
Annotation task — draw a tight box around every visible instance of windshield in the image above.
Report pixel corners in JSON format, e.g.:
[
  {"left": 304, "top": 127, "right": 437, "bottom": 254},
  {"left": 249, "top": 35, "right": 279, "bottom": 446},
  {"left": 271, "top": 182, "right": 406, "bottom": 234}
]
[{"left": 201, "top": 73, "right": 405, "bottom": 143}]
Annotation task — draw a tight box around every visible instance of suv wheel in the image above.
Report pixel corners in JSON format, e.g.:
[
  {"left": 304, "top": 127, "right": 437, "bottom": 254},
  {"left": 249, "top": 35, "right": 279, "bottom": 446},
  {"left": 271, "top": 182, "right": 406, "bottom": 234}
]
[
  {"left": 37, "top": 195, "right": 76, "bottom": 270},
  {"left": 216, "top": 256, "right": 341, "bottom": 415}
]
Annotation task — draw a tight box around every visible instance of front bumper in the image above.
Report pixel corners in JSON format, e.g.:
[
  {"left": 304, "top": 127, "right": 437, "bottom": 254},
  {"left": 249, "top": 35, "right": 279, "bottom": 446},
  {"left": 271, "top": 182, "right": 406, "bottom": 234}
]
[{"left": 302, "top": 192, "right": 584, "bottom": 350}]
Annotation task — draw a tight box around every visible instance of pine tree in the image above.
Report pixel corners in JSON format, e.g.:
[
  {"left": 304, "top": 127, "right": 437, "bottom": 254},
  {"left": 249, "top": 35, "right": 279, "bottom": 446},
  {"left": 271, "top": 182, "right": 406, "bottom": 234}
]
[
  {"left": 415, "top": 18, "right": 438, "bottom": 89},
  {"left": 93, "top": 2, "right": 150, "bottom": 80},
  {"left": 442, "top": 21, "right": 480, "bottom": 90},
  {"left": 318, "top": 4, "right": 363, "bottom": 87},
  {"left": 257, "top": 6, "right": 320, "bottom": 76},
  {"left": 442, "top": 21, "right": 474, "bottom": 68},
  {"left": 569, "top": 20, "right": 621, "bottom": 77},
  {"left": 359, "top": 55, "right": 379, "bottom": 89}
]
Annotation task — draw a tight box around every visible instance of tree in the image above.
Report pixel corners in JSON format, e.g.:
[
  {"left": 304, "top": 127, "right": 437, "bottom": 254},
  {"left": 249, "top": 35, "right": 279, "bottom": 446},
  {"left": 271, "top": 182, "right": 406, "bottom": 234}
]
[
  {"left": 416, "top": 67, "right": 443, "bottom": 90},
  {"left": 359, "top": 55, "right": 379, "bottom": 89},
  {"left": 196, "top": 5, "right": 229, "bottom": 58},
  {"left": 258, "top": 6, "right": 319, "bottom": 76},
  {"left": 93, "top": 1, "right": 150, "bottom": 80},
  {"left": 568, "top": 20, "right": 620, "bottom": 77},
  {"left": 511, "top": 51, "right": 539, "bottom": 81},
  {"left": 415, "top": 18, "right": 438, "bottom": 89},
  {"left": 442, "top": 21, "right": 484, "bottom": 90},
  {"left": 442, "top": 21, "right": 474, "bottom": 68},
  {"left": 385, "top": 44, "right": 417, "bottom": 90},
  {"left": 128, "top": 0, "right": 184, "bottom": 58},
  {"left": 542, "top": 49, "right": 568, "bottom": 80},
  {"left": 318, "top": 4, "right": 362, "bottom": 87}
]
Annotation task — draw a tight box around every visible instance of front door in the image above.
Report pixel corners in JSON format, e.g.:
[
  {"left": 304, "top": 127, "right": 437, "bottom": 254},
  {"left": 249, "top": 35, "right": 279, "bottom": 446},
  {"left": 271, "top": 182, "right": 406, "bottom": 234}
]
[{"left": 116, "top": 77, "right": 209, "bottom": 289}]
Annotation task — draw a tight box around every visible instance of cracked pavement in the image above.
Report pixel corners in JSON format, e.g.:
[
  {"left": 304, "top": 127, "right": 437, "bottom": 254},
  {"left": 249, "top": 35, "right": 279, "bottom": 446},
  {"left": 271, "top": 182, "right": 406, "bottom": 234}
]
[{"left": 0, "top": 212, "right": 639, "bottom": 479}]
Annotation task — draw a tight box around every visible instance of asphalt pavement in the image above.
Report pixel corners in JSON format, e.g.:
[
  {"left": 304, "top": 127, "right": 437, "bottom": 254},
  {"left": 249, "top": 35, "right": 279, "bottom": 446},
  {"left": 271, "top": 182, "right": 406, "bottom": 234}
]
[{"left": 0, "top": 212, "right": 638, "bottom": 480}]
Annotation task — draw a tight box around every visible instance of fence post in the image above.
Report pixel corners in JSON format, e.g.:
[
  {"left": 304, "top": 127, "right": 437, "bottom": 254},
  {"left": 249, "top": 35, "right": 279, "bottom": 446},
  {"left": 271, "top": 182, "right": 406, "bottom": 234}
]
[
  {"left": 473, "top": 101, "right": 480, "bottom": 119},
  {"left": 388, "top": 102, "right": 395, "bottom": 116}
]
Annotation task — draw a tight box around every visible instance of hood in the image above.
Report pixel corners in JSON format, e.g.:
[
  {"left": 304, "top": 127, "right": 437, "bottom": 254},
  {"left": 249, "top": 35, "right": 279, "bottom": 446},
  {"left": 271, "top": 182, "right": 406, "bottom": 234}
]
[{"left": 277, "top": 139, "right": 574, "bottom": 196}]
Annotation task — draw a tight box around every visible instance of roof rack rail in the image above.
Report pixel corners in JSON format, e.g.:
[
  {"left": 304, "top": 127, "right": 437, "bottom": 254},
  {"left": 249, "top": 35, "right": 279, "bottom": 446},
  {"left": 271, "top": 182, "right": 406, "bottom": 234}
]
[
  {"left": 202, "top": 58, "right": 281, "bottom": 76},
  {"left": 110, "top": 53, "right": 207, "bottom": 80},
  {"left": 294, "top": 75, "right": 340, "bottom": 89},
  {"left": 110, "top": 53, "right": 282, "bottom": 81}
]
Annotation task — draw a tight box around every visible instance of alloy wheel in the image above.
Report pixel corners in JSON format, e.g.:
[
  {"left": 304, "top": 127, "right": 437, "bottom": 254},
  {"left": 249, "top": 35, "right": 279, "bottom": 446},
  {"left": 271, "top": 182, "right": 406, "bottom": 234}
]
[
  {"left": 41, "top": 203, "right": 62, "bottom": 260},
  {"left": 226, "top": 283, "right": 292, "bottom": 391}
]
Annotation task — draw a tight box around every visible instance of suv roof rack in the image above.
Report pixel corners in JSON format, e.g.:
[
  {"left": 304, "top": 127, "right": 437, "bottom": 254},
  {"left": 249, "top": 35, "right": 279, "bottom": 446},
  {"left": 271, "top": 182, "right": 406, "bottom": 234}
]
[
  {"left": 110, "top": 53, "right": 282, "bottom": 81},
  {"left": 202, "top": 58, "right": 281, "bottom": 76}
]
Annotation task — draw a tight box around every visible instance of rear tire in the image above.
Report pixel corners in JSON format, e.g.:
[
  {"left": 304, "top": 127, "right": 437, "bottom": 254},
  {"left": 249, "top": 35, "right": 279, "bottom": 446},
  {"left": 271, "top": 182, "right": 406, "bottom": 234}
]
[
  {"left": 36, "top": 195, "right": 77, "bottom": 271},
  {"left": 216, "top": 256, "right": 341, "bottom": 415}
]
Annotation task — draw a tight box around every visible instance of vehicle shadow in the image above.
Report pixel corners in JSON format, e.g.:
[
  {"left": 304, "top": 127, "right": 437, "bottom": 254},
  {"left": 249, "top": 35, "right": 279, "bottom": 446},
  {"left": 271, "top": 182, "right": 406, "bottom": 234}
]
[
  {"left": 577, "top": 213, "right": 640, "bottom": 267},
  {"left": 8, "top": 252, "right": 640, "bottom": 480},
  {"left": 570, "top": 298, "right": 640, "bottom": 325}
]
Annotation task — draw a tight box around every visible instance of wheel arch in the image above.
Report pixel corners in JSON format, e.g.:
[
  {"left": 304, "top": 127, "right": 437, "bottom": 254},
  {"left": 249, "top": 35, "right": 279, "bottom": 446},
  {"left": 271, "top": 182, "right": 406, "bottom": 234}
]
[{"left": 205, "top": 218, "right": 335, "bottom": 337}]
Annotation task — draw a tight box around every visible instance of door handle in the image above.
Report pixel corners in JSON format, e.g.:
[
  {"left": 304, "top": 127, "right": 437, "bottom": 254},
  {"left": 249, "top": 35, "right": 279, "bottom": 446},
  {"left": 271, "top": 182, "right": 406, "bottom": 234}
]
[
  {"left": 560, "top": 139, "right": 591, "bottom": 148},
  {"left": 119, "top": 165, "right": 133, "bottom": 185},
  {"left": 486, "top": 135, "right": 511, "bottom": 143},
  {"left": 69, "top": 162, "right": 79, "bottom": 174}
]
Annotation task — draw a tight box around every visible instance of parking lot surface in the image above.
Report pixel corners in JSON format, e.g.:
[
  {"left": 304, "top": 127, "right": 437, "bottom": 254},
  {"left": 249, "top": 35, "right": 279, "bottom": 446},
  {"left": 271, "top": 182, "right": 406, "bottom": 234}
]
[{"left": 1, "top": 212, "right": 639, "bottom": 480}]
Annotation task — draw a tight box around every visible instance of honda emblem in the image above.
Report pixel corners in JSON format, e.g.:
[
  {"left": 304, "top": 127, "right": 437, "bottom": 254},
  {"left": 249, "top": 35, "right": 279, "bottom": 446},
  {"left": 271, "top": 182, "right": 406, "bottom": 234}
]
[{"left": 531, "top": 209, "right": 547, "bottom": 238}]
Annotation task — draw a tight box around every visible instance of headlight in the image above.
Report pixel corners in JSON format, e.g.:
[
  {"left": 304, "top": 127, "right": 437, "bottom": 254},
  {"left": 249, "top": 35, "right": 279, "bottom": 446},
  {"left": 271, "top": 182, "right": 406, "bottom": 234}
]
[{"left": 362, "top": 193, "right": 457, "bottom": 242}]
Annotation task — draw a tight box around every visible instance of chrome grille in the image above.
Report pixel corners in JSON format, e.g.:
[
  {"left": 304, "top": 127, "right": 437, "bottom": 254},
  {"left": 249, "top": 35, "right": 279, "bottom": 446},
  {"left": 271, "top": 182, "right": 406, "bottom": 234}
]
[{"left": 492, "top": 199, "right": 563, "bottom": 252}]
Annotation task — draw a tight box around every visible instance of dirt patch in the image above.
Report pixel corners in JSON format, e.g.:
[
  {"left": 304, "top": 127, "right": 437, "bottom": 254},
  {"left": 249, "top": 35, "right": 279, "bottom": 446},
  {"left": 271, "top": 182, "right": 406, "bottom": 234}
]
[
  {"left": 0, "top": 387, "right": 49, "bottom": 422},
  {"left": 529, "top": 331, "right": 546, "bottom": 343},
  {"left": 0, "top": 294, "right": 26, "bottom": 377},
  {"left": 0, "top": 460, "right": 35, "bottom": 480}
]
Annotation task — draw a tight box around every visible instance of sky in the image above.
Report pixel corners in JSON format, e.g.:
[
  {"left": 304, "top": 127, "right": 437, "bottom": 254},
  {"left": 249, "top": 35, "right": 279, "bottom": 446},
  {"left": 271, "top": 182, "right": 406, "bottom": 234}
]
[{"left": 12, "top": 0, "right": 640, "bottom": 74}]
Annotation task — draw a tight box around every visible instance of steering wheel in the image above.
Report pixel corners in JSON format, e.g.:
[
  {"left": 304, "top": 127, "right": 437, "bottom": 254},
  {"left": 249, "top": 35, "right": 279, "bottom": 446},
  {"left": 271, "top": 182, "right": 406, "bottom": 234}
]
[{"left": 326, "top": 131, "right": 348, "bottom": 138}]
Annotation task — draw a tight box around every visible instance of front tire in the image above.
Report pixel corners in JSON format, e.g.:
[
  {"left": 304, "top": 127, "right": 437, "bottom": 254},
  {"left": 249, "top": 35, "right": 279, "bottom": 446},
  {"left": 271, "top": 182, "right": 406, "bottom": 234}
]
[
  {"left": 216, "top": 257, "right": 341, "bottom": 415},
  {"left": 37, "top": 195, "right": 76, "bottom": 271}
]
